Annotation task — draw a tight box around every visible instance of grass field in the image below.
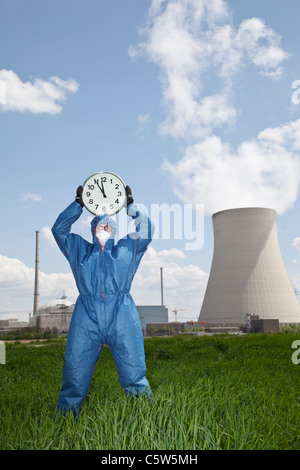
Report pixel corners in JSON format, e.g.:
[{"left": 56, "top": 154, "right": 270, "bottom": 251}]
[{"left": 0, "top": 333, "right": 299, "bottom": 450}]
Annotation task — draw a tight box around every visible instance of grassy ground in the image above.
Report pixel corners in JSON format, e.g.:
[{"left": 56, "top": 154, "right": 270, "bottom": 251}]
[{"left": 0, "top": 333, "right": 299, "bottom": 450}]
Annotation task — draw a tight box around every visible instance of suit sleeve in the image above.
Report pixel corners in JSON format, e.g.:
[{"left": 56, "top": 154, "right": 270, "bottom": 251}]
[
  {"left": 127, "top": 203, "right": 155, "bottom": 274},
  {"left": 51, "top": 201, "right": 84, "bottom": 260}
]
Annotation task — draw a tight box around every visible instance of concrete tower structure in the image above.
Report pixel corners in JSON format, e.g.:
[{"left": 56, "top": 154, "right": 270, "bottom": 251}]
[
  {"left": 199, "top": 208, "right": 300, "bottom": 327},
  {"left": 33, "top": 231, "right": 39, "bottom": 316}
]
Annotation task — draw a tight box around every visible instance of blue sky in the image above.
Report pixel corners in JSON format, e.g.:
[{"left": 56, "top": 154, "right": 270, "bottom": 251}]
[{"left": 1, "top": 0, "right": 300, "bottom": 323}]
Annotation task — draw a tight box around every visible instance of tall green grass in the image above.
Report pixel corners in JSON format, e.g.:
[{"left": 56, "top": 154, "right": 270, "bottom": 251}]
[{"left": 0, "top": 333, "right": 299, "bottom": 450}]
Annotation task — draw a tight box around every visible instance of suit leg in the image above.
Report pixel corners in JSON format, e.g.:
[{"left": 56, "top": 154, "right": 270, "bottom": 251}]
[
  {"left": 56, "top": 315, "right": 103, "bottom": 419},
  {"left": 108, "top": 303, "right": 153, "bottom": 398}
]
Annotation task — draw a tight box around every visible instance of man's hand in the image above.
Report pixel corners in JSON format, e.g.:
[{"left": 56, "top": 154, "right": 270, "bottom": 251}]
[
  {"left": 125, "top": 185, "right": 134, "bottom": 207},
  {"left": 75, "top": 186, "right": 84, "bottom": 207}
]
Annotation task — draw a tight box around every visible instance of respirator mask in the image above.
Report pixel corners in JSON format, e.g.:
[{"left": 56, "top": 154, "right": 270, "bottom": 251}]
[{"left": 95, "top": 223, "right": 113, "bottom": 247}]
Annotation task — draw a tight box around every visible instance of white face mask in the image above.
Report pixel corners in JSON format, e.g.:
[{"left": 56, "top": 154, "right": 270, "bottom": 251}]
[{"left": 97, "top": 230, "right": 111, "bottom": 246}]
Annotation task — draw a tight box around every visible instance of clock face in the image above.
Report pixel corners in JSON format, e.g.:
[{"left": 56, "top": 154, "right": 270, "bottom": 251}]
[{"left": 82, "top": 172, "right": 126, "bottom": 216}]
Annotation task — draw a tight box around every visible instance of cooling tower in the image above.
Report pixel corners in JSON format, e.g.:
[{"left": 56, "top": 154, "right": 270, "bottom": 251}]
[{"left": 199, "top": 208, "right": 300, "bottom": 326}]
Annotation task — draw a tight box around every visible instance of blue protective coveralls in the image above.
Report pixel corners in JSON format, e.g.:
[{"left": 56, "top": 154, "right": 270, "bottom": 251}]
[{"left": 52, "top": 200, "right": 154, "bottom": 418}]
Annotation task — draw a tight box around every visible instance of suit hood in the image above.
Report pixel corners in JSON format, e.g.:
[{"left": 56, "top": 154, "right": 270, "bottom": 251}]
[{"left": 91, "top": 214, "right": 117, "bottom": 245}]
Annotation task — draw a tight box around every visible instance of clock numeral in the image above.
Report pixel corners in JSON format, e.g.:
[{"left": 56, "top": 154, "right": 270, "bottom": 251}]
[
  {"left": 115, "top": 184, "right": 119, "bottom": 189},
  {"left": 115, "top": 198, "right": 119, "bottom": 204},
  {"left": 88, "top": 185, "right": 94, "bottom": 190},
  {"left": 101, "top": 177, "right": 107, "bottom": 182},
  {"left": 86, "top": 191, "right": 91, "bottom": 197},
  {"left": 110, "top": 204, "right": 114, "bottom": 210},
  {"left": 89, "top": 199, "right": 93, "bottom": 205},
  {"left": 102, "top": 206, "right": 107, "bottom": 212},
  {"left": 117, "top": 191, "right": 122, "bottom": 197}
]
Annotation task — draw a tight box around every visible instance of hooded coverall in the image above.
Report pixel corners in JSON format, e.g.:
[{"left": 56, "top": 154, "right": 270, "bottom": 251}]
[{"left": 52, "top": 200, "right": 154, "bottom": 418}]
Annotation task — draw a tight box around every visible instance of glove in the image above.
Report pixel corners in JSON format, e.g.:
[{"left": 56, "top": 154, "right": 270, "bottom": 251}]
[
  {"left": 75, "top": 186, "right": 84, "bottom": 207},
  {"left": 125, "top": 185, "right": 134, "bottom": 207}
]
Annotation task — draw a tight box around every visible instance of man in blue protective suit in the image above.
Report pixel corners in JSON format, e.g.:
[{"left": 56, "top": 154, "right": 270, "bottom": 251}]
[{"left": 52, "top": 185, "right": 154, "bottom": 419}]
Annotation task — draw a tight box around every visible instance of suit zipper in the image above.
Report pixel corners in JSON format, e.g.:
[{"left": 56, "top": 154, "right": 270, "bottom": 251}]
[{"left": 101, "top": 244, "right": 104, "bottom": 299}]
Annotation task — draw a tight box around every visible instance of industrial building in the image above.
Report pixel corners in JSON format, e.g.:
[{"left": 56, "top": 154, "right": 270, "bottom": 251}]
[
  {"left": 0, "top": 319, "right": 29, "bottom": 332},
  {"left": 199, "top": 207, "right": 300, "bottom": 327},
  {"left": 137, "top": 305, "right": 169, "bottom": 331},
  {"left": 27, "top": 298, "right": 169, "bottom": 335},
  {"left": 29, "top": 297, "right": 74, "bottom": 333}
]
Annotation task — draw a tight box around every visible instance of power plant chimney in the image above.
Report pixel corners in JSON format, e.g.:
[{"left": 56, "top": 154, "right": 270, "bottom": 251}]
[
  {"left": 160, "top": 267, "right": 164, "bottom": 306},
  {"left": 199, "top": 208, "right": 300, "bottom": 326},
  {"left": 33, "top": 231, "right": 39, "bottom": 316}
]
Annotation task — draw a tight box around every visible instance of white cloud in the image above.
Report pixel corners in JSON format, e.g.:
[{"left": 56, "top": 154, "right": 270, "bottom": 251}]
[
  {"left": 80, "top": 215, "right": 94, "bottom": 228},
  {"left": 236, "top": 18, "right": 289, "bottom": 79},
  {"left": 162, "top": 119, "right": 300, "bottom": 216},
  {"left": 0, "top": 254, "right": 77, "bottom": 321},
  {"left": 0, "top": 69, "right": 79, "bottom": 114},
  {"left": 131, "top": 246, "right": 208, "bottom": 321},
  {"left": 292, "top": 237, "right": 300, "bottom": 251},
  {"left": 0, "top": 249, "right": 207, "bottom": 323},
  {"left": 136, "top": 113, "right": 151, "bottom": 134},
  {"left": 130, "top": 0, "right": 289, "bottom": 139},
  {"left": 22, "top": 193, "right": 42, "bottom": 202},
  {"left": 40, "top": 226, "right": 56, "bottom": 246},
  {"left": 290, "top": 275, "right": 300, "bottom": 297},
  {"left": 130, "top": 0, "right": 297, "bottom": 216}
]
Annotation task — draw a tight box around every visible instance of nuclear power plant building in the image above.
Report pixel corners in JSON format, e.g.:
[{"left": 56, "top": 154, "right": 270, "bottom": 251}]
[
  {"left": 199, "top": 207, "right": 300, "bottom": 327},
  {"left": 29, "top": 298, "right": 74, "bottom": 334}
]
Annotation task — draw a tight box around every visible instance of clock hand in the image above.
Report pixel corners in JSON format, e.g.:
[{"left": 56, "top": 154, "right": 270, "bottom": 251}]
[
  {"left": 100, "top": 180, "right": 107, "bottom": 198},
  {"left": 95, "top": 181, "right": 107, "bottom": 198}
]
